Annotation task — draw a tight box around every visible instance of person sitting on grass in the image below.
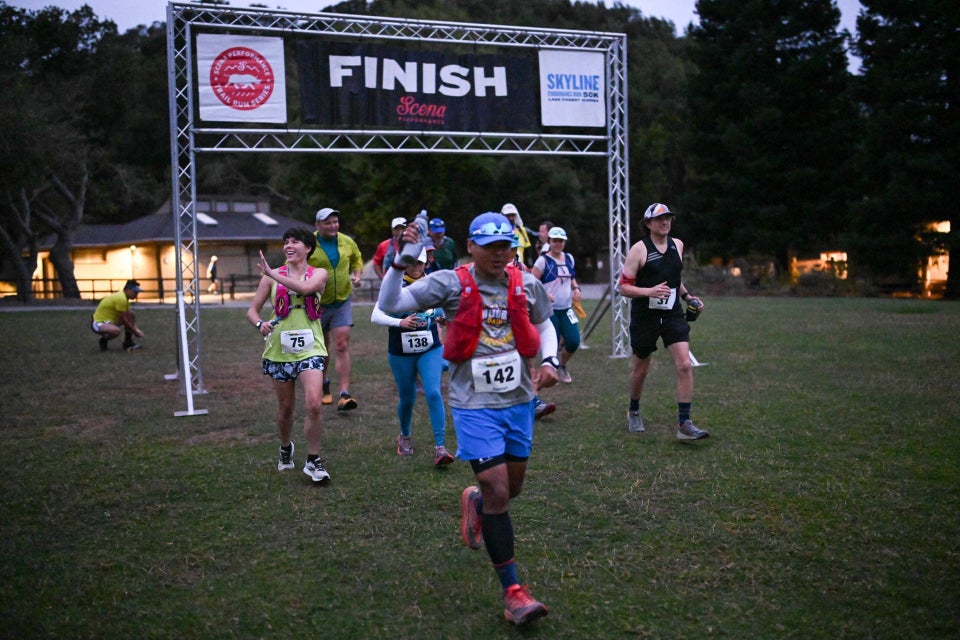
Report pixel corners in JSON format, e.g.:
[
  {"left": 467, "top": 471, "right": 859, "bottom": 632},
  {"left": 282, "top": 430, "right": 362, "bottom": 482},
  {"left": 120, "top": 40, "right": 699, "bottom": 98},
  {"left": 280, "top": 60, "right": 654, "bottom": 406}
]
[{"left": 91, "top": 279, "right": 145, "bottom": 352}]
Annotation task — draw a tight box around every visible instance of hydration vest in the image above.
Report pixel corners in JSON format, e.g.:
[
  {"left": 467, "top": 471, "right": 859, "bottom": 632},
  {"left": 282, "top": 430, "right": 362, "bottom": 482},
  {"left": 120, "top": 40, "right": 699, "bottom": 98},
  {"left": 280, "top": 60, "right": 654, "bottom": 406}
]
[
  {"left": 442, "top": 264, "right": 540, "bottom": 363},
  {"left": 539, "top": 252, "right": 576, "bottom": 284},
  {"left": 274, "top": 265, "right": 322, "bottom": 321}
]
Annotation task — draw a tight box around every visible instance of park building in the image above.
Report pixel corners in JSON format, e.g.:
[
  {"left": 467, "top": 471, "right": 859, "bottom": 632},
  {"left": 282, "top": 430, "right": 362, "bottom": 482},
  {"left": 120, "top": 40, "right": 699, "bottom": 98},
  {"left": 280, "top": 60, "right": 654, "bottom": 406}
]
[{"left": 25, "top": 196, "right": 308, "bottom": 303}]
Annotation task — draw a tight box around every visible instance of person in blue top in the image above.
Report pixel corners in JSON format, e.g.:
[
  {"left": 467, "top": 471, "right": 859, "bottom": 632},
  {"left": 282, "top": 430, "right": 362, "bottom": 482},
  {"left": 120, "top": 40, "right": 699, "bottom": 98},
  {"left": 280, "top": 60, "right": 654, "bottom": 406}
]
[
  {"left": 370, "top": 247, "right": 454, "bottom": 466},
  {"left": 308, "top": 207, "right": 364, "bottom": 411},
  {"left": 531, "top": 226, "right": 582, "bottom": 384}
]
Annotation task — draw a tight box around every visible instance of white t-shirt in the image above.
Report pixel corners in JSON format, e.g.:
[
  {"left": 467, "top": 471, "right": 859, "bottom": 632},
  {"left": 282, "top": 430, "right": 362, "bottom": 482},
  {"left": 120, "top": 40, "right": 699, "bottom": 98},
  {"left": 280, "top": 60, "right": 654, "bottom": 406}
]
[{"left": 533, "top": 252, "right": 576, "bottom": 310}]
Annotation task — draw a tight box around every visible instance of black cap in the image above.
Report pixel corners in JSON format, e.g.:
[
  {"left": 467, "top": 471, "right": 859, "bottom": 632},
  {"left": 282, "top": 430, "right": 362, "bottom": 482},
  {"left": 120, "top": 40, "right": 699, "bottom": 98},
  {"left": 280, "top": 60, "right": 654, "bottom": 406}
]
[{"left": 124, "top": 279, "right": 142, "bottom": 292}]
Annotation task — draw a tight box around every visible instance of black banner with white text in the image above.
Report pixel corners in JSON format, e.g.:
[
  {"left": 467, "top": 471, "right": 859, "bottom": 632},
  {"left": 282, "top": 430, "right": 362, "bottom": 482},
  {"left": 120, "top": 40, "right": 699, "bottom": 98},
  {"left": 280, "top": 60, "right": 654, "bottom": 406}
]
[{"left": 296, "top": 41, "right": 540, "bottom": 131}]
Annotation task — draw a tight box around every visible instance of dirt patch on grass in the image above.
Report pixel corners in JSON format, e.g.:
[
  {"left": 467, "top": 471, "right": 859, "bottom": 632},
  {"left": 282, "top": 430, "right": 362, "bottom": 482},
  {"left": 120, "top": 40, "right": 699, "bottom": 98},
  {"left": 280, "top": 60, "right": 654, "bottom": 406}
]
[
  {"left": 184, "top": 427, "right": 270, "bottom": 446},
  {"left": 43, "top": 414, "right": 124, "bottom": 439}
]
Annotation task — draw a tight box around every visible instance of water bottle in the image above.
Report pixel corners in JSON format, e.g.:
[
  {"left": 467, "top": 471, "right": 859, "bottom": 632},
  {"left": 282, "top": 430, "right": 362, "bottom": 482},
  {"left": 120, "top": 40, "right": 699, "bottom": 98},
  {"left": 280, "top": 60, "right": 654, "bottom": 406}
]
[
  {"left": 685, "top": 297, "right": 703, "bottom": 322},
  {"left": 395, "top": 209, "right": 429, "bottom": 268}
]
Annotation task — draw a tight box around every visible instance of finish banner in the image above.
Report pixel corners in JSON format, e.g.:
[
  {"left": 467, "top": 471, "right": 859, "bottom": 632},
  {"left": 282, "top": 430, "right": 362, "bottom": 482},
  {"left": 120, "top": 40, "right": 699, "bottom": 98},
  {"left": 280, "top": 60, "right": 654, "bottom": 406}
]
[
  {"left": 296, "top": 41, "right": 539, "bottom": 131},
  {"left": 196, "top": 34, "right": 287, "bottom": 123}
]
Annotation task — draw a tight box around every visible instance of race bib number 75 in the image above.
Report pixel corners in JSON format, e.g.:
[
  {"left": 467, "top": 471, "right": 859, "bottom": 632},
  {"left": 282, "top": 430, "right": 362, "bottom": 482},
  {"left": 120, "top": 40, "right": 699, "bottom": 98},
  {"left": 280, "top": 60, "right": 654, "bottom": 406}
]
[{"left": 280, "top": 329, "right": 314, "bottom": 354}]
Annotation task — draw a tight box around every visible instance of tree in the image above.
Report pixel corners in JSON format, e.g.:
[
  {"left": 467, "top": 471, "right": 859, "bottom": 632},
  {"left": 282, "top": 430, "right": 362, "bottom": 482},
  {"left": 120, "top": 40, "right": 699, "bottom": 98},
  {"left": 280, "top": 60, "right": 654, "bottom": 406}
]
[
  {"left": 85, "top": 22, "right": 171, "bottom": 223},
  {"left": 306, "top": 0, "right": 692, "bottom": 263},
  {"left": 0, "top": 2, "right": 117, "bottom": 299},
  {"left": 0, "top": 0, "right": 696, "bottom": 298},
  {"left": 853, "top": 0, "right": 960, "bottom": 298},
  {"left": 685, "top": 0, "right": 858, "bottom": 277}
]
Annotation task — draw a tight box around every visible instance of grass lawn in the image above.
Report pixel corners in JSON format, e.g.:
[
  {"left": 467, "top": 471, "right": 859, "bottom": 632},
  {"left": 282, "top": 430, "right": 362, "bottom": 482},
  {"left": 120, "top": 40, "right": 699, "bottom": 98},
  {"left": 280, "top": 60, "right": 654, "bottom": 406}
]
[{"left": 1, "top": 297, "right": 958, "bottom": 639}]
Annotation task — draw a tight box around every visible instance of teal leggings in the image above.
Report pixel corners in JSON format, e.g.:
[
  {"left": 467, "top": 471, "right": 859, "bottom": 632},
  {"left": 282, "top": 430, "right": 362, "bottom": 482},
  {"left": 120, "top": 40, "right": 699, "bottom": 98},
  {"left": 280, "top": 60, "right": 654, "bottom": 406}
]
[
  {"left": 551, "top": 308, "right": 582, "bottom": 353},
  {"left": 388, "top": 347, "right": 447, "bottom": 445}
]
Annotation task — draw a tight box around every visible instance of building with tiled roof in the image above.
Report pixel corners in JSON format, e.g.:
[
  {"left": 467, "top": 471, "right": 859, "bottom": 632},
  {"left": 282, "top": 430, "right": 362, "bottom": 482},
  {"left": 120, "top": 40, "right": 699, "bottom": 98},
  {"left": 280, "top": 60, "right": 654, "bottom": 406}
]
[{"left": 33, "top": 196, "right": 313, "bottom": 301}]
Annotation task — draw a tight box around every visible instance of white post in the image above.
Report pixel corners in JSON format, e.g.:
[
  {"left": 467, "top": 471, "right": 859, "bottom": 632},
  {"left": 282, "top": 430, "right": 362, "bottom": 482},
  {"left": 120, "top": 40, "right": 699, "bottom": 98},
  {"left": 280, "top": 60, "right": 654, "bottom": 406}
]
[{"left": 173, "top": 291, "right": 208, "bottom": 416}]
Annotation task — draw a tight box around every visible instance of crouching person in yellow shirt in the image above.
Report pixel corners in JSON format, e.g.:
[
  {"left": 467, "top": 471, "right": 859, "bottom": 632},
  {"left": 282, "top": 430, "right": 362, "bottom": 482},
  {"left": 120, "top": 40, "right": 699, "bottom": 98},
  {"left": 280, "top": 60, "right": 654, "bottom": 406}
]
[{"left": 91, "top": 279, "right": 145, "bottom": 351}]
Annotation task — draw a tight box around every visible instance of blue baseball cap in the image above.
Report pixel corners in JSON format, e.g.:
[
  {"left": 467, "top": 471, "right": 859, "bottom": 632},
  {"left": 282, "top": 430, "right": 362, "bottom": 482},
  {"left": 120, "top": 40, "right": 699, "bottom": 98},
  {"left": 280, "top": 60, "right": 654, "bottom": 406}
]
[
  {"left": 428, "top": 217, "right": 445, "bottom": 232},
  {"left": 468, "top": 212, "right": 515, "bottom": 246}
]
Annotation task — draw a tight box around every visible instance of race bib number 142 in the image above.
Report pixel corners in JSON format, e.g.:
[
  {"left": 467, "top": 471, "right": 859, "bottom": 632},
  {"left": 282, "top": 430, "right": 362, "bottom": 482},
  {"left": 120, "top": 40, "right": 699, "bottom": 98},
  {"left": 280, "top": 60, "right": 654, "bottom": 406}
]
[{"left": 471, "top": 350, "right": 522, "bottom": 393}]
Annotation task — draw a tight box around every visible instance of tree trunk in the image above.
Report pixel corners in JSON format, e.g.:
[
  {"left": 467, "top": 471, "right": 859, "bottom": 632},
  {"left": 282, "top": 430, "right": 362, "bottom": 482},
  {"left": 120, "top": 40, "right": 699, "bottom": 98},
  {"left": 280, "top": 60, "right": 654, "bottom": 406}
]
[
  {"left": 944, "top": 221, "right": 959, "bottom": 301},
  {"left": 1, "top": 237, "right": 37, "bottom": 303},
  {"left": 48, "top": 233, "right": 80, "bottom": 298},
  {"left": 42, "top": 171, "right": 87, "bottom": 299},
  {"left": 0, "top": 193, "right": 37, "bottom": 303}
]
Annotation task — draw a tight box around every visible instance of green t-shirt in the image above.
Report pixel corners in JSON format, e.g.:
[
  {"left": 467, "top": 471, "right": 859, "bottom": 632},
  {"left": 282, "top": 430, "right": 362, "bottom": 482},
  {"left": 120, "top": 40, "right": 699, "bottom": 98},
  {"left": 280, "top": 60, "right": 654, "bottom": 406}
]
[
  {"left": 432, "top": 236, "right": 458, "bottom": 270},
  {"left": 261, "top": 280, "right": 328, "bottom": 363},
  {"left": 93, "top": 290, "right": 131, "bottom": 323}
]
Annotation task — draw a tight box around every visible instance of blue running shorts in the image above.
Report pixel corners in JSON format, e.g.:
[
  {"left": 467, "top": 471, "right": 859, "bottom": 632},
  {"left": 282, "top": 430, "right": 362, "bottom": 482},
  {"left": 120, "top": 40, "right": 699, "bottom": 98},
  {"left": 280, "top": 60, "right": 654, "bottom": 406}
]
[{"left": 452, "top": 400, "right": 536, "bottom": 461}]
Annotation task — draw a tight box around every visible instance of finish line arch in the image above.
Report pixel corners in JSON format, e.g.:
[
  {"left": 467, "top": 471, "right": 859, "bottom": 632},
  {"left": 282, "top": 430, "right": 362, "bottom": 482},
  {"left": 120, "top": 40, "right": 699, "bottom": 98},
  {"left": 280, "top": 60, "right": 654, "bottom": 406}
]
[{"left": 166, "top": 1, "right": 630, "bottom": 416}]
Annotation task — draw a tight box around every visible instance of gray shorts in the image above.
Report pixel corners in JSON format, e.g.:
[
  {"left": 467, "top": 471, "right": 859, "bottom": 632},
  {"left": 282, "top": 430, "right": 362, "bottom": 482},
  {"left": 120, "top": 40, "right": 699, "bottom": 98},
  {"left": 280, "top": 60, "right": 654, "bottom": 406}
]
[{"left": 321, "top": 299, "right": 353, "bottom": 333}]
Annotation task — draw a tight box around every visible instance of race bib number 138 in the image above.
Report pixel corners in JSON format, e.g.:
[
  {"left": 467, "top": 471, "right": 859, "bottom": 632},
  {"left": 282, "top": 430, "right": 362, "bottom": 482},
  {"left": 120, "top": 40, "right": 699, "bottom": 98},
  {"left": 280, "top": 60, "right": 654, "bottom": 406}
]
[{"left": 401, "top": 330, "right": 434, "bottom": 354}]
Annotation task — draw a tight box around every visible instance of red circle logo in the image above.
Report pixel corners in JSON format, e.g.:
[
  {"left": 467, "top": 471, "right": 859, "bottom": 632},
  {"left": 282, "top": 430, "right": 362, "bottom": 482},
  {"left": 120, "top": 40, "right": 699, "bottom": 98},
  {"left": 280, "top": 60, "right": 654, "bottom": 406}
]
[{"left": 209, "top": 47, "right": 275, "bottom": 111}]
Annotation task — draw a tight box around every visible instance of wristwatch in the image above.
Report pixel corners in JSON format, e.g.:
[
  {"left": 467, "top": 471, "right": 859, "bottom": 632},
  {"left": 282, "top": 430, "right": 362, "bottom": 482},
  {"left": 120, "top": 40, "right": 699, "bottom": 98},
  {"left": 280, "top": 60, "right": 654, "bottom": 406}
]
[
  {"left": 256, "top": 320, "right": 263, "bottom": 329},
  {"left": 541, "top": 356, "right": 560, "bottom": 369}
]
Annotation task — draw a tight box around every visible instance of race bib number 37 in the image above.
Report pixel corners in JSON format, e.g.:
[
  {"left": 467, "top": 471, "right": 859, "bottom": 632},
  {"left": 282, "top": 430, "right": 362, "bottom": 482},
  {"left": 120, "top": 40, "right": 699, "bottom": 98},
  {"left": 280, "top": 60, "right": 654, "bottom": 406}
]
[
  {"left": 471, "top": 350, "right": 522, "bottom": 393},
  {"left": 649, "top": 287, "right": 677, "bottom": 310}
]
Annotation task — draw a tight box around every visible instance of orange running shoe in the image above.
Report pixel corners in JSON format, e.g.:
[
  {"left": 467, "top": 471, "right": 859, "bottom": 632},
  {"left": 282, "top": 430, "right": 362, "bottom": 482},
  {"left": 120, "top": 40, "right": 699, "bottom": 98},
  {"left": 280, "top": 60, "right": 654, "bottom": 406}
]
[
  {"left": 433, "top": 446, "right": 454, "bottom": 465},
  {"left": 503, "top": 584, "right": 548, "bottom": 626},
  {"left": 459, "top": 486, "right": 482, "bottom": 550}
]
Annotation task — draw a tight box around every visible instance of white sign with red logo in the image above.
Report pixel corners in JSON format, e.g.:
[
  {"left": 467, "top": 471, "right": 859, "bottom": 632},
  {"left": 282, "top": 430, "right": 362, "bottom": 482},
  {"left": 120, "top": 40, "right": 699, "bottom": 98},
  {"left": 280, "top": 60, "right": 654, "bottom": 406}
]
[{"left": 197, "top": 34, "right": 287, "bottom": 123}]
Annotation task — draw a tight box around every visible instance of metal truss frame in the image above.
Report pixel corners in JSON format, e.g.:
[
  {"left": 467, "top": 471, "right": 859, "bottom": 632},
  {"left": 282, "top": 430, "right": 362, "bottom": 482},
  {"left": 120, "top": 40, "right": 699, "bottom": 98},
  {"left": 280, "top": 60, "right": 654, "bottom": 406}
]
[{"left": 166, "top": 1, "right": 630, "bottom": 416}]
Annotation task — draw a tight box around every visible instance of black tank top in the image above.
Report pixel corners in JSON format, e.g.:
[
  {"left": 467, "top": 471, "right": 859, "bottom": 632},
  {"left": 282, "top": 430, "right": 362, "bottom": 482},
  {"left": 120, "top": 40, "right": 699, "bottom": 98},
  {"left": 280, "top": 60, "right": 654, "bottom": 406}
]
[{"left": 631, "top": 236, "right": 683, "bottom": 318}]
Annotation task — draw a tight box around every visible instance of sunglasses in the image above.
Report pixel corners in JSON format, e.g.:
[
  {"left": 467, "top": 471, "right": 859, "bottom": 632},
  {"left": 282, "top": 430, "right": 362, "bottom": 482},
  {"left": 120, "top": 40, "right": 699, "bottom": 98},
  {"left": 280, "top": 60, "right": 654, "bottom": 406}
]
[{"left": 470, "top": 221, "right": 514, "bottom": 237}]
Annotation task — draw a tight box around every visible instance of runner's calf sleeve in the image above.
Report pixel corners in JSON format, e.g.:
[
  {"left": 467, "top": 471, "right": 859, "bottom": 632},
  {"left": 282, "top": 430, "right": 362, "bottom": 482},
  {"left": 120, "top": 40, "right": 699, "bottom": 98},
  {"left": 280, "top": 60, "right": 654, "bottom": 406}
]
[{"left": 481, "top": 511, "right": 515, "bottom": 565}]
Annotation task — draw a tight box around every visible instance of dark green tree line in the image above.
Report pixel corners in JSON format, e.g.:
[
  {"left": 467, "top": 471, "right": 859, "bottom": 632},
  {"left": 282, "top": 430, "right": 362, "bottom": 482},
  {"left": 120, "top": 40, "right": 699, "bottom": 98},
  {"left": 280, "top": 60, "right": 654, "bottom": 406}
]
[
  {"left": 0, "top": 2, "right": 169, "bottom": 300},
  {"left": 852, "top": 0, "right": 960, "bottom": 298},
  {"left": 1, "top": 3, "right": 108, "bottom": 300},
  {"left": 2, "top": 0, "right": 957, "bottom": 298},
  {"left": 684, "top": 0, "right": 858, "bottom": 277}
]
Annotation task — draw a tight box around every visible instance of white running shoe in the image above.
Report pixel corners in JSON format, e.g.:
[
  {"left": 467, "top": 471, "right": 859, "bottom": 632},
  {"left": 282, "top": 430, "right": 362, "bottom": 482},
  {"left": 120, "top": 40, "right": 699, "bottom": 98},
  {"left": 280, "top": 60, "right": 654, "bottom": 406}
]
[
  {"left": 278, "top": 442, "right": 295, "bottom": 471},
  {"left": 303, "top": 458, "right": 331, "bottom": 482},
  {"left": 677, "top": 420, "right": 709, "bottom": 441}
]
